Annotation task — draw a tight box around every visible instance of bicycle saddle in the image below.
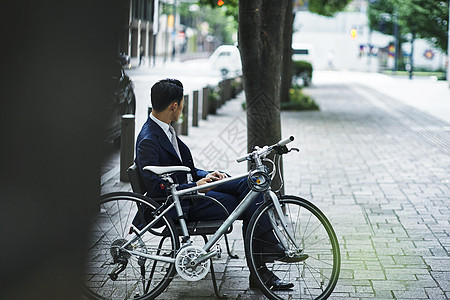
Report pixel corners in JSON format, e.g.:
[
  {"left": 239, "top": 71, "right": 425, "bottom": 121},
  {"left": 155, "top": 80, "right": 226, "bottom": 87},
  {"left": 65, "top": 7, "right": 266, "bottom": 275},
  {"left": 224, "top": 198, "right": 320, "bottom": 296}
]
[{"left": 143, "top": 165, "right": 191, "bottom": 175}]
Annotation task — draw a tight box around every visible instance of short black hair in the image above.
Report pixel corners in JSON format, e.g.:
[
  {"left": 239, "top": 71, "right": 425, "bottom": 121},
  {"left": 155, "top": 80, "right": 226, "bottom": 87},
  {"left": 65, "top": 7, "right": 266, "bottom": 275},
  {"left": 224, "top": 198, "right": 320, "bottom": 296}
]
[{"left": 150, "top": 78, "right": 184, "bottom": 112}]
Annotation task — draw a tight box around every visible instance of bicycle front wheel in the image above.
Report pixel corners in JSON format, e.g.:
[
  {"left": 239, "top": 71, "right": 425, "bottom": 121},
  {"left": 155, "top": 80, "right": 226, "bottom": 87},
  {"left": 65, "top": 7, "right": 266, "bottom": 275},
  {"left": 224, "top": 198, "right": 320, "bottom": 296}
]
[
  {"left": 83, "top": 192, "right": 179, "bottom": 300},
  {"left": 245, "top": 196, "right": 340, "bottom": 300}
]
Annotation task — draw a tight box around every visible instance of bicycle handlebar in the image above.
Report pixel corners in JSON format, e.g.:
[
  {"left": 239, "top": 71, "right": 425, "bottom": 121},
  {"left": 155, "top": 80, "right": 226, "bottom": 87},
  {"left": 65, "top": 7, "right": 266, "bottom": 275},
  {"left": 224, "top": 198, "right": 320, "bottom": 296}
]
[
  {"left": 236, "top": 154, "right": 250, "bottom": 163},
  {"left": 277, "top": 136, "right": 295, "bottom": 147},
  {"left": 236, "top": 136, "right": 295, "bottom": 163}
]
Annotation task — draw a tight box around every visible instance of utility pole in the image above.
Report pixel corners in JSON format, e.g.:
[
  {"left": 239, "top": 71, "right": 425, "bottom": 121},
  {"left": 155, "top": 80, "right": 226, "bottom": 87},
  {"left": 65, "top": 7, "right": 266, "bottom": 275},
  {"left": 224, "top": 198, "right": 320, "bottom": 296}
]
[
  {"left": 409, "top": 32, "right": 415, "bottom": 80},
  {"left": 393, "top": 9, "right": 399, "bottom": 73}
]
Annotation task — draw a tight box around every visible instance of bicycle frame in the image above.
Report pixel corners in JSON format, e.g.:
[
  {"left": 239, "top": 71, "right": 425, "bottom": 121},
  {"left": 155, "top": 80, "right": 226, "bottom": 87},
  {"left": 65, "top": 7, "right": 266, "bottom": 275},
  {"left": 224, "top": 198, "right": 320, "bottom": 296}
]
[{"left": 122, "top": 137, "right": 299, "bottom": 267}]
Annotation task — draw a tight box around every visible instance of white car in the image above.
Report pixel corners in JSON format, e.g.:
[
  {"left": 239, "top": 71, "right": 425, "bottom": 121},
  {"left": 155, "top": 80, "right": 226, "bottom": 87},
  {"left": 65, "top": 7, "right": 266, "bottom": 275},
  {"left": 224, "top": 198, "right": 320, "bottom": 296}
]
[{"left": 209, "top": 45, "right": 242, "bottom": 77}]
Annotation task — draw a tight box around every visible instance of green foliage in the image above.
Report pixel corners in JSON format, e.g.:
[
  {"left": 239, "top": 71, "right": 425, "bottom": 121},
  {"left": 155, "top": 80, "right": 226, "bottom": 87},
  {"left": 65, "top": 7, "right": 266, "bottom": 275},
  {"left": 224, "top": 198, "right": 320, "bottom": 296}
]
[
  {"left": 293, "top": 61, "right": 313, "bottom": 77},
  {"left": 178, "top": 2, "right": 238, "bottom": 45},
  {"left": 196, "top": 0, "right": 239, "bottom": 23},
  {"left": 309, "top": 0, "right": 353, "bottom": 17},
  {"left": 368, "top": 0, "right": 449, "bottom": 53},
  {"left": 207, "top": 85, "right": 220, "bottom": 102},
  {"left": 292, "top": 60, "right": 313, "bottom": 87},
  {"left": 281, "top": 85, "right": 319, "bottom": 111},
  {"left": 207, "top": 85, "right": 220, "bottom": 114}
]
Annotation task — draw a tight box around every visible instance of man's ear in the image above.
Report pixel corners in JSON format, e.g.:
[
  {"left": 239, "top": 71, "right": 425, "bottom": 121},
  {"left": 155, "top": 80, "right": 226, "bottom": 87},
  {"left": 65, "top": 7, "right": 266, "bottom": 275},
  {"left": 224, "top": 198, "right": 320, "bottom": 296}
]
[{"left": 171, "top": 102, "right": 177, "bottom": 111}]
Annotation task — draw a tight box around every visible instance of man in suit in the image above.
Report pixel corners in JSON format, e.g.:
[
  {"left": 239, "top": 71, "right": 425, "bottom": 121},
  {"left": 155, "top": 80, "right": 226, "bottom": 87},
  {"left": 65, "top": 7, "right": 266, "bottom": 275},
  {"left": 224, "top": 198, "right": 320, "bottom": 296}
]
[{"left": 135, "top": 78, "right": 293, "bottom": 290}]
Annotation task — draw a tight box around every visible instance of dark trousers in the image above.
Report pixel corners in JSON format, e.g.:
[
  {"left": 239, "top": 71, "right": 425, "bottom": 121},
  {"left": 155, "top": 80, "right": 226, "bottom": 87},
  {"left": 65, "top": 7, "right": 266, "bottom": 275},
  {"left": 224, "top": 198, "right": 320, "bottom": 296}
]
[{"left": 189, "top": 178, "right": 278, "bottom": 246}]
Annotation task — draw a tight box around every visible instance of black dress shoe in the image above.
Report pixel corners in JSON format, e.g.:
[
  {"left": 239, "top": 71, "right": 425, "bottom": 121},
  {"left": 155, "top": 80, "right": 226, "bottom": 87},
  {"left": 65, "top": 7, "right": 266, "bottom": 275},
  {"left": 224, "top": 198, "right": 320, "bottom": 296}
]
[{"left": 249, "top": 267, "right": 294, "bottom": 291}]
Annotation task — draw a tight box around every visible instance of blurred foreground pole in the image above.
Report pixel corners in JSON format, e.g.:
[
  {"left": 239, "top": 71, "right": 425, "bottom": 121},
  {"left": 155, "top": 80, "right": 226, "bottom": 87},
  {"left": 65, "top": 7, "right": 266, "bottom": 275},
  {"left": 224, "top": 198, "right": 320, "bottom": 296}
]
[
  {"left": 0, "top": 1, "right": 121, "bottom": 299},
  {"left": 120, "top": 115, "right": 135, "bottom": 182},
  {"left": 448, "top": 1, "right": 450, "bottom": 88}
]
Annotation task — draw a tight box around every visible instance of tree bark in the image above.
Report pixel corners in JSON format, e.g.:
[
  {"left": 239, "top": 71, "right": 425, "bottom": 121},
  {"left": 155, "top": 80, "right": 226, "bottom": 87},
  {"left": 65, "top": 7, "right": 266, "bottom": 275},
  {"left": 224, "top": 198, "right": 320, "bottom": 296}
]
[
  {"left": 239, "top": 0, "right": 288, "bottom": 151},
  {"left": 280, "top": 0, "right": 294, "bottom": 103}
]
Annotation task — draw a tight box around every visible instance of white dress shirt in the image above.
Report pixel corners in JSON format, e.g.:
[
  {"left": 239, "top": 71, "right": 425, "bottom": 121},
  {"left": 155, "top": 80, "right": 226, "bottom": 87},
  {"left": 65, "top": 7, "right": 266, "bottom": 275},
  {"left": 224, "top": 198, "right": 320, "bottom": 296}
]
[
  {"left": 150, "top": 113, "right": 172, "bottom": 141},
  {"left": 149, "top": 113, "right": 183, "bottom": 162}
]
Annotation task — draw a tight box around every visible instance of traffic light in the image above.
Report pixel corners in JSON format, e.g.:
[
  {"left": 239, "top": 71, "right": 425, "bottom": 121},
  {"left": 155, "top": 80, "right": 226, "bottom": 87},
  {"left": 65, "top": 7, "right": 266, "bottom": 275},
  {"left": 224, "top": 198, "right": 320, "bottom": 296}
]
[
  {"left": 350, "top": 28, "right": 357, "bottom": 39},
  {"left": 217, "top": 0, "right": 224, "bottom": 6}
]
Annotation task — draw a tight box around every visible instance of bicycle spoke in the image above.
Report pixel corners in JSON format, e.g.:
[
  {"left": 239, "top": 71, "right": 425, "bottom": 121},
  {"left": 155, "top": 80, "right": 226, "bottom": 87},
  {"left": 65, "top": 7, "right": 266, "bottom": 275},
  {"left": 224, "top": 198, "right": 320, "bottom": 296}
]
[
  {"left": 247, "top": 197, "right": 340, "bottom": 300},
  {"left": 83, "top": 193, "right": 179, "bottom": 300}
]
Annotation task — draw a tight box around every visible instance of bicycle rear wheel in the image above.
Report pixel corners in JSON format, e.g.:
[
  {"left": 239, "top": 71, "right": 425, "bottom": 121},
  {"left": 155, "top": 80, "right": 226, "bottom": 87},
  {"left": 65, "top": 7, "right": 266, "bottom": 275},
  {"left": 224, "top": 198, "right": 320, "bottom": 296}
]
[
  {"left": 245, "top": 195, "right": 340, "bottom": 300},
  {"left": 83, "top": 192, "right": 179, "bottom": 300}
]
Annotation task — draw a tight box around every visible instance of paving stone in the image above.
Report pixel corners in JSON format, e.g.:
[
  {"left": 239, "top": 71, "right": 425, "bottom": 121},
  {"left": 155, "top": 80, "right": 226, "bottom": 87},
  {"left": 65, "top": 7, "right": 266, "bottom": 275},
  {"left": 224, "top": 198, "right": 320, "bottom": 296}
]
[
  {"left": 431, "top": 271, "right": 450, "bottom": 291},
  {"left": 392, "top": 290, "right": 428, "bottom": 299},
  {"left": 424, "top": 287, "right": 446, "bottom": 299},
  {"left": 424, "top": 257, "right": 450, "bottom": 272},
  {"left": 98, "top": 72, "right": 450, "bottom": 299},
  {"left": 353, "top": 270, "right": 386, "bottom": 280},
  {"left": 373, "top": 290, "right": 396, "bottom": 299},
  {"left": 392, "top": 255, "right": 426, "bottom": 266}
]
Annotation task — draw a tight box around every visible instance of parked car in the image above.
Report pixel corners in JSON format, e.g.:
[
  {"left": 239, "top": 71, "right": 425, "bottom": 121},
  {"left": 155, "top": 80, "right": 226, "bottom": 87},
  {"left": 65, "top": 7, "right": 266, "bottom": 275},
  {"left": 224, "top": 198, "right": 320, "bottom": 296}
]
[
  {"left": 118, "top": 52, "right": 131, "bottom": 69},
  {"left": 209, "top": 45, "right": 242, "bottom": 77},
  {"left": 106, "top": 60, "right": 136, "bottom": 144}
]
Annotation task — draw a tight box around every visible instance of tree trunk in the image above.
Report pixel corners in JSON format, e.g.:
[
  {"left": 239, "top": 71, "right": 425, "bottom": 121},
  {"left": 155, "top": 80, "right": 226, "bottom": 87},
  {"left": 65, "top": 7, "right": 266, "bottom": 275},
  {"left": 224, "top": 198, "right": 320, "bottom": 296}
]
[
  {"left": 239, "top": 0, "right": 288, "bottom": 151},
  {"left": 280, "top": 0, "right": 294, "bottom": 103},
  {"left": 239, "top": 0, "right": 288, "bottom": 192}
]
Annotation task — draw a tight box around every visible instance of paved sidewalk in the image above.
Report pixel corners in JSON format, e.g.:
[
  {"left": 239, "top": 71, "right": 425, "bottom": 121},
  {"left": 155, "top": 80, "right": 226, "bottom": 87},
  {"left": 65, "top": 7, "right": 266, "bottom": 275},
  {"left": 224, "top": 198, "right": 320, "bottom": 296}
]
[{"left": 101, "top": 71, "right": 450, "bottom": 299}]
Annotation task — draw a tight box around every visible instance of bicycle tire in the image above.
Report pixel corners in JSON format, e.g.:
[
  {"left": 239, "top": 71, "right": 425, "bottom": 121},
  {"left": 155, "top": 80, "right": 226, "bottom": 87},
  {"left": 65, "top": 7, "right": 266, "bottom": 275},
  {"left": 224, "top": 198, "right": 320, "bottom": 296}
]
[
  {"left": 83, "top": 192, "right": 179, "bottom": 300},
  {"left": 245, "top": 195, "right": 340, "bottom": 300}
]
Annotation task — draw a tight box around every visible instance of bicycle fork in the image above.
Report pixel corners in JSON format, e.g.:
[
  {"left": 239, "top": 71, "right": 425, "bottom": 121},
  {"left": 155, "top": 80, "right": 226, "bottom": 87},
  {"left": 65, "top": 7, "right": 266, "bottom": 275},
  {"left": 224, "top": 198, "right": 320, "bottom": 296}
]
[{"left": 266, "top": 191, "right": 301, "bottom": 253}]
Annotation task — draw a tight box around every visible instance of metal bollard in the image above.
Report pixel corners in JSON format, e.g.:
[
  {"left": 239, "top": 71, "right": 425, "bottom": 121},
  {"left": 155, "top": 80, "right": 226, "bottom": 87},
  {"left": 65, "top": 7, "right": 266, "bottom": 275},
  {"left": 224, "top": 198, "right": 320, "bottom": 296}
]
[
  {"left": 202, "top": 87, "right": 208, "bottom": 120},
  {"left": 225, "top": 78, "right": 232, "bottom": 101},
  {"left": 219, "top": 80, "right": 225, "bottom": 107},
  {"left": 181, "top": 95, "right": 189, "bottom": 135},
  {"left": 120, "top": 114, "right": 135, "bottom": 182},
  {"left": 193, "top": 90, "right": 199, "bottom": 127},
  {"left": 223, "top": 79, "right": 229, "bottom": 102}
]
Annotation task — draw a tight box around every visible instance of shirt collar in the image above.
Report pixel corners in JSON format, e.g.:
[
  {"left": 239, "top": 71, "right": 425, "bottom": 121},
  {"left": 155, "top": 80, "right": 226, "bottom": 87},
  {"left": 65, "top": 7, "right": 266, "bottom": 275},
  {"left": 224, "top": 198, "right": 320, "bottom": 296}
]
[{"left": 150, "top": 113, "right": 171, "bottom": 138}]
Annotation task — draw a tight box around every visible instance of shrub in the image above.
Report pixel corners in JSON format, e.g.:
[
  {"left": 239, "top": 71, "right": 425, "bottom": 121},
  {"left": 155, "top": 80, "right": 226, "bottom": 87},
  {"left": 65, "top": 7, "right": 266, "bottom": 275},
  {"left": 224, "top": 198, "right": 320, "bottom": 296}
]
[
  {"left": 281, "top": 85, "right": 319, "bottom": 111},
  {"left": 241, "top": 85, "right": 319, "bottom": 111},
  {"left": 207, "top": 85, "right": 220, "bottom": 114},
  {"left": 293, "top": 60, "right": 313, "bottom": 86}
]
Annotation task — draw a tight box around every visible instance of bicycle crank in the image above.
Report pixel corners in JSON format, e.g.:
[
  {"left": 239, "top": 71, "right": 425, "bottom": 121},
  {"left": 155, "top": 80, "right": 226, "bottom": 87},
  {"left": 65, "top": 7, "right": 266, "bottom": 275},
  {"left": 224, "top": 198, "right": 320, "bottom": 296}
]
[{"left": 175, "top": 245, "right": 220, "bottom": 281}]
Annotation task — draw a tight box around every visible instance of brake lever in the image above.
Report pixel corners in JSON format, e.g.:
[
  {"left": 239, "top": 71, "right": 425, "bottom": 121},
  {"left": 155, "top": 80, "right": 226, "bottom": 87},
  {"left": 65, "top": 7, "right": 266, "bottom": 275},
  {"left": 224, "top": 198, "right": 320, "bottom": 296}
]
[
  {"left": 274, "top": 146, "right": 300, "bottom": 155},
  {"left": 274, "top": 145, "right": 289, "bottom": 155}
]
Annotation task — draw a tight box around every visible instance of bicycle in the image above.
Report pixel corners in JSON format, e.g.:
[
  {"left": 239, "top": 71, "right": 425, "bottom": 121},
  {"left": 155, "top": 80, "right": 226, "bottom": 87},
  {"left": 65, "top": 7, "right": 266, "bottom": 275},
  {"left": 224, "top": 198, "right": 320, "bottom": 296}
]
[{"left": 83, "top": 136, "right": 340, "bottom": 299}]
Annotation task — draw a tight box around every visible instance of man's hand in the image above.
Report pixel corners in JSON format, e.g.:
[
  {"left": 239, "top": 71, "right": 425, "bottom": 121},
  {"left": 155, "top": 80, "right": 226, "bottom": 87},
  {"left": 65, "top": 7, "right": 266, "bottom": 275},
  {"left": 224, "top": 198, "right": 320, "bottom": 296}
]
[
  {"left": 206, "top": 170, "right": 228, "bottom": 181},
  {"left": 196, "top": 177, "right": 214, "bottom": 193}
]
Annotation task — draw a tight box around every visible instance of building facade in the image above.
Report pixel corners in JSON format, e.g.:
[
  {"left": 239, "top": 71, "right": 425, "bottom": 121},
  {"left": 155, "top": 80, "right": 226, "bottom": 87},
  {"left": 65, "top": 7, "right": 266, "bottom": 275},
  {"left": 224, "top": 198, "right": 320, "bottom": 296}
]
[{"left": 118, "top": 0, "right": 156, "bottom": 63}]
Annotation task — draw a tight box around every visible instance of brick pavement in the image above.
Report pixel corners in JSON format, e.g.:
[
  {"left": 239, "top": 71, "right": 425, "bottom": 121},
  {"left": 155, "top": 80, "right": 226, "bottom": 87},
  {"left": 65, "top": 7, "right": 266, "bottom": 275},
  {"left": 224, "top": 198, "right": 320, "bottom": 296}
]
[{"left": 100, "top": 72, "right": 450, "bottom": 299}]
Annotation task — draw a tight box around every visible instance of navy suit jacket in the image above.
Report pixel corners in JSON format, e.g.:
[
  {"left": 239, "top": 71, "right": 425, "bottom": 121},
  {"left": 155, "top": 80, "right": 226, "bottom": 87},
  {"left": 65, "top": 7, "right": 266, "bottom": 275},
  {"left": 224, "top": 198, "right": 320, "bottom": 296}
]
[{"left": 135, "top": 117, "right": 209, "bottom": 198}]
